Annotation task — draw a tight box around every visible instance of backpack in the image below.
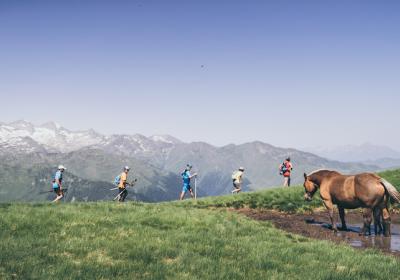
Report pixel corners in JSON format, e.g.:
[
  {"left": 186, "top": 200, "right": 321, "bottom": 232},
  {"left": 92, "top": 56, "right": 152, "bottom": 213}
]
[
  {"left": 52, "top": 171, "right": 61, "bottom": 184},
  {"left": 232, "top": 171, "right": 240, "bottom": 180},
  {"left": 279, "top": 162, "right": 288, "bottom": 175},
  {"left": 114, "top": 175, "right": 121, "bottom": 186}
]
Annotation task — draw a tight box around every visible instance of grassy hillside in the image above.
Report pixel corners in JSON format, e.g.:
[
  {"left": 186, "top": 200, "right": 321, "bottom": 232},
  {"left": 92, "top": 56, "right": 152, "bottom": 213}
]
[
  {"left": 1, "top": 170, "right": 400, "bottom": 279},
  {"left": 1, "top": 202, "right": 400, "bottom": 280},
  {"left": 180, "top": 169, "right": 400, "bottom": 213},
  {"left": 378, "top": 169, "right": 400, "bottom": 186},
  {"left": 180, "top": 186, "right": 322, "bottom": 213}
]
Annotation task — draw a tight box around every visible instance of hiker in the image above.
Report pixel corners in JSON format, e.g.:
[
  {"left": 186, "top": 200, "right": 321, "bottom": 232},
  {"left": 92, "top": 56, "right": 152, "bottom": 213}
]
[
  {"left": 279, "top": 157, "right": 293, "bottom": 187},
  {"left": 232, "top": 167, "right": 245, "bottom": 194},
  {"left": 117, "top": 166, "right": 131, "bottom": 202},
  {"left": 52, "top": 165, "right": 66, "bottom": 202},
  {"left": 179, "top": 164, "right": 197, "bottom": 200}
]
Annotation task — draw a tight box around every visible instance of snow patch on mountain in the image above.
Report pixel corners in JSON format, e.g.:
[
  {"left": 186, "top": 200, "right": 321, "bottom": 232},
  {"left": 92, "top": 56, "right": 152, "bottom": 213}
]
[
  {"left": 0, "top": 121, "right": 104, "bottom": 153},
  {"left": 0, "top": 121, "right": 186, "bottom": 156},
  {"left": 150, "top": 135, "right": 181, "bottom": 144}
]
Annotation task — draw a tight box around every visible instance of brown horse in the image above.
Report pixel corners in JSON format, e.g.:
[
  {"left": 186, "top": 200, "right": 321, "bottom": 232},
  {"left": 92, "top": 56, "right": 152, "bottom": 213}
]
[{"left": 303, "top": 169, "right": 400, "bottom": 236}]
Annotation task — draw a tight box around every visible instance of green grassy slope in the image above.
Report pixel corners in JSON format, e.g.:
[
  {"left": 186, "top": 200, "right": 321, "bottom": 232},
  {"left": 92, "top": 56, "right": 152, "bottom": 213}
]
[
  {"left": 1, "top": 202, "right": 400, "bottom": 280},
  {"left": 179, "top": 186, "right": 322, "bottom": 213},
  {"left": 379, "top": 169, "right": 400, "bottom": 186},
  {"left": 180, "top": 169, "right": 400, "bottom": 213},
  {"left": 1, "top": 170, "right": 400, "bottom": 279}
]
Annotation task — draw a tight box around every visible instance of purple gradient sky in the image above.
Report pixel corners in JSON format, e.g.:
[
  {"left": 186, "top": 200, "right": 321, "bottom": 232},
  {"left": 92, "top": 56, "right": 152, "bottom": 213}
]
[{"left": 0, "top": 0, "right": 399, "bottom": 149}]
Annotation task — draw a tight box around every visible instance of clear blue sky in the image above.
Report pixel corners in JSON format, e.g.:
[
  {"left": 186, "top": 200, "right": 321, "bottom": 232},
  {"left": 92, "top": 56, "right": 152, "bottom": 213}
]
[{"left": 0, "top": 0, "right": 399, "bottom": 149}]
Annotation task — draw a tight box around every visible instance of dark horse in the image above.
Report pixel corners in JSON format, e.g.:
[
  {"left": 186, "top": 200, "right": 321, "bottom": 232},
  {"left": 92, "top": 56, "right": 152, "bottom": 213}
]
[{"left": 303, "top": 169, "right": 400, "bottom": 236}]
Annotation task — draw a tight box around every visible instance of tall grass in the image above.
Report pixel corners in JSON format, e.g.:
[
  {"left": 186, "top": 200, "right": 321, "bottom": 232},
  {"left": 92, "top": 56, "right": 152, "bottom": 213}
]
[{"left": 1, "top": 202, "right": 400, "bottom": 279}]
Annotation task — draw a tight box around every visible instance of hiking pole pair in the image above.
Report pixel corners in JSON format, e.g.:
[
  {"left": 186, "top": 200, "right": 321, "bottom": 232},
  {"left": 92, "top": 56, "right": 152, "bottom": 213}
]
[
  {"left": 39, "top": 188, "right": 68, "bottom": 194},
  {"left": 113, "top": 188, "right": 127, "bottom": 201}
]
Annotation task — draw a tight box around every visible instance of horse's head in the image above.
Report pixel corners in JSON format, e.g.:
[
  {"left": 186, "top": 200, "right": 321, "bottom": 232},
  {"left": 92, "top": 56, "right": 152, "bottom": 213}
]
[{"left": 303, "top": 173, "right": 318, "bottom": 201}]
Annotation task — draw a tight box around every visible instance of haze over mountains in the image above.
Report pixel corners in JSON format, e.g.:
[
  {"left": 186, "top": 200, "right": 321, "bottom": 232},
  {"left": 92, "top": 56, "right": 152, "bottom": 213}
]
[
  {"left": 0, "top": 120, "right": 380, "bottom": 202},
  {"left": 305, "top": 143, "right": 400, "bottom": 169}
]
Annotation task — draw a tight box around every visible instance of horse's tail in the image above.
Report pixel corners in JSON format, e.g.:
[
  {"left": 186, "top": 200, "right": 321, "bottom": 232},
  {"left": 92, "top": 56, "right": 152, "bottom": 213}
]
[{"left": 380, "top": 178, "right": 400, "bottom": 204}]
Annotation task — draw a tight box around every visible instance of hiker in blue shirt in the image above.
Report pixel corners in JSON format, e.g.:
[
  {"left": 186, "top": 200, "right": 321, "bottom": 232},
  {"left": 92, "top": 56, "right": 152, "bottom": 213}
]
[
  {"left": 53, "top": 165, "right": 66, "bottom": 202},
  {"left": 179, "top": 164, "right": 197, "bottom": 200}
]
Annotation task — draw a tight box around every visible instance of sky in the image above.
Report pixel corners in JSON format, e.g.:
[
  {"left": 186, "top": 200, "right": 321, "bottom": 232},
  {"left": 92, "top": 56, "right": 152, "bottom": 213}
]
[{"left": 0, "top": 0, "right": 399, "bottom": 150}]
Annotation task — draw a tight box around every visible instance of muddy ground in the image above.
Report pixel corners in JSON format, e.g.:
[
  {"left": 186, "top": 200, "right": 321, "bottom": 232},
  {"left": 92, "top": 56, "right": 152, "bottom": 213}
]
[{"left": 237, "top": 208, "right": 400, "bottom": 257}]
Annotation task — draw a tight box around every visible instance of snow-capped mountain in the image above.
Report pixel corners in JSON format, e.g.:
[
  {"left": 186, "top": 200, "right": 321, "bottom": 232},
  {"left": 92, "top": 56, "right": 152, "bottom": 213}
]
[
  {"left": 0, "top": 136, "right": 48, "bottom": 154},
  {"left": 0, "top": 120, "right": 104, "bottom": 153},
  {"left": 0, "top": 120, "right": 181, "bottom": 156}
]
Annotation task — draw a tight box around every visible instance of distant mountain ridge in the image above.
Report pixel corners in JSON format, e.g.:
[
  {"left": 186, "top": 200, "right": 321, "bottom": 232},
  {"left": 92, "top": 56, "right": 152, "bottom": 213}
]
[
  {"left": 305, "top": 143, "right": 400, "bottom": 169},
  {"left": 0, "top": 120, "right": 185, "bottom": 158},
  {"left": 305, "top": 143, "right": 400, "bottom": 162},
  {"left": 0, "top": 120, "right": 380, "bottom": 202}
]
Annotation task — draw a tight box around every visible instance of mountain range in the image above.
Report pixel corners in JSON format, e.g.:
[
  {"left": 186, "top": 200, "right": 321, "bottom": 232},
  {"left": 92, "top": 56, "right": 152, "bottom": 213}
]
[{"left": 0, "top": 120, "right": 380, "bottom": 202}]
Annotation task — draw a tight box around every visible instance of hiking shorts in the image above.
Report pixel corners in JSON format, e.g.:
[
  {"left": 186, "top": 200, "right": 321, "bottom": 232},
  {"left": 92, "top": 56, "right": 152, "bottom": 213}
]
[
  {"left": 182, "top": 184, "right": 191, "bottom": 193},
  {"left": 233, "top": 181, "right": 241, "bottom": 189},
  {"left": 53, "top": 187, "right": 62, "bottom": 196}
]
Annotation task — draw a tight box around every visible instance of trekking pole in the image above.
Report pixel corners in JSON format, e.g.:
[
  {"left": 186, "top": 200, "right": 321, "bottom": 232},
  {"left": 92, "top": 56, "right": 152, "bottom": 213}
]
[
  {"left": 194, "top": 176, "right": 197, "bottom": 200},
  {"left": 39, "top": 188, "right": 68, "bottom": 195},
  {"left": 113, "top": 188, "right": 127, "bottom": 201},
  {"left": 39, "top": 190, "right": 54, "bottom": 194}
]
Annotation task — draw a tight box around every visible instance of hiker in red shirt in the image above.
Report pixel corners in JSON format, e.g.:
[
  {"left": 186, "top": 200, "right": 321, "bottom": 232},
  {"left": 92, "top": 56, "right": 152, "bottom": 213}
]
[{"left": 279, "top": 157, "right": 293, "bottom": 187}]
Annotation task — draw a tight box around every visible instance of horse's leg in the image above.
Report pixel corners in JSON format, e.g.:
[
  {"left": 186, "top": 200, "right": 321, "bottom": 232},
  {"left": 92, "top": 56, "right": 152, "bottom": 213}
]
[
  {"left": 323, "top": 199, "right": 337, "bottom": 232},
  {"left": 373, "top": 207, "right": 383, "bottom": 235},
  {"left": 338, "top": 207, "right": 347, "bottom": 230},
  {"left": 361, "top": 208, "right": 372, "bottom": 236},
  {"left": 382, "top": 206, "right": 391, "bottom": 237}
]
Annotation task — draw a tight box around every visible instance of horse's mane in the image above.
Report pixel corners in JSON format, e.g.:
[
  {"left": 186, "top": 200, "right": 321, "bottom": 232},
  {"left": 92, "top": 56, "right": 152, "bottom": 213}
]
[{"left": 307, "top": 169, "right": 341, "bottom": 177}]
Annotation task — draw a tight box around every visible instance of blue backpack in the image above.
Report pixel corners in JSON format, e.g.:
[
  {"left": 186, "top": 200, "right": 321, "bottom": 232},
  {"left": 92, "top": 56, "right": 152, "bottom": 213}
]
[
  {"left": 279, "top": 162, "right": 287, "bottom": 175},
  {"left": 114, "top": 175, "right": 121, "bottom": 186}
]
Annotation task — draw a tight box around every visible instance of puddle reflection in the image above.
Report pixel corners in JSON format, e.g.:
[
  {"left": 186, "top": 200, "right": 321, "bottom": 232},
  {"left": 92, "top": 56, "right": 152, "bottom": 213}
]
[{"left": 306, "top": 219, "right": 400, "bottom": 252}]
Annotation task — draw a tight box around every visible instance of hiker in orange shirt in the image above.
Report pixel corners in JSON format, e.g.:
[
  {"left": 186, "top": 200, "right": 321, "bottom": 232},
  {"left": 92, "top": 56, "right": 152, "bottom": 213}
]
[{"left": 117, "top": 166, "right": 130, "bottom": 202}]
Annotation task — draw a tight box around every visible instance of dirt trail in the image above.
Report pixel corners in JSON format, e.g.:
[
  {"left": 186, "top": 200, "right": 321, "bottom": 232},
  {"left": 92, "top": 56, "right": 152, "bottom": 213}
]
[{"left": 237, "top": 208, "right": 400, "bottom": 257}]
